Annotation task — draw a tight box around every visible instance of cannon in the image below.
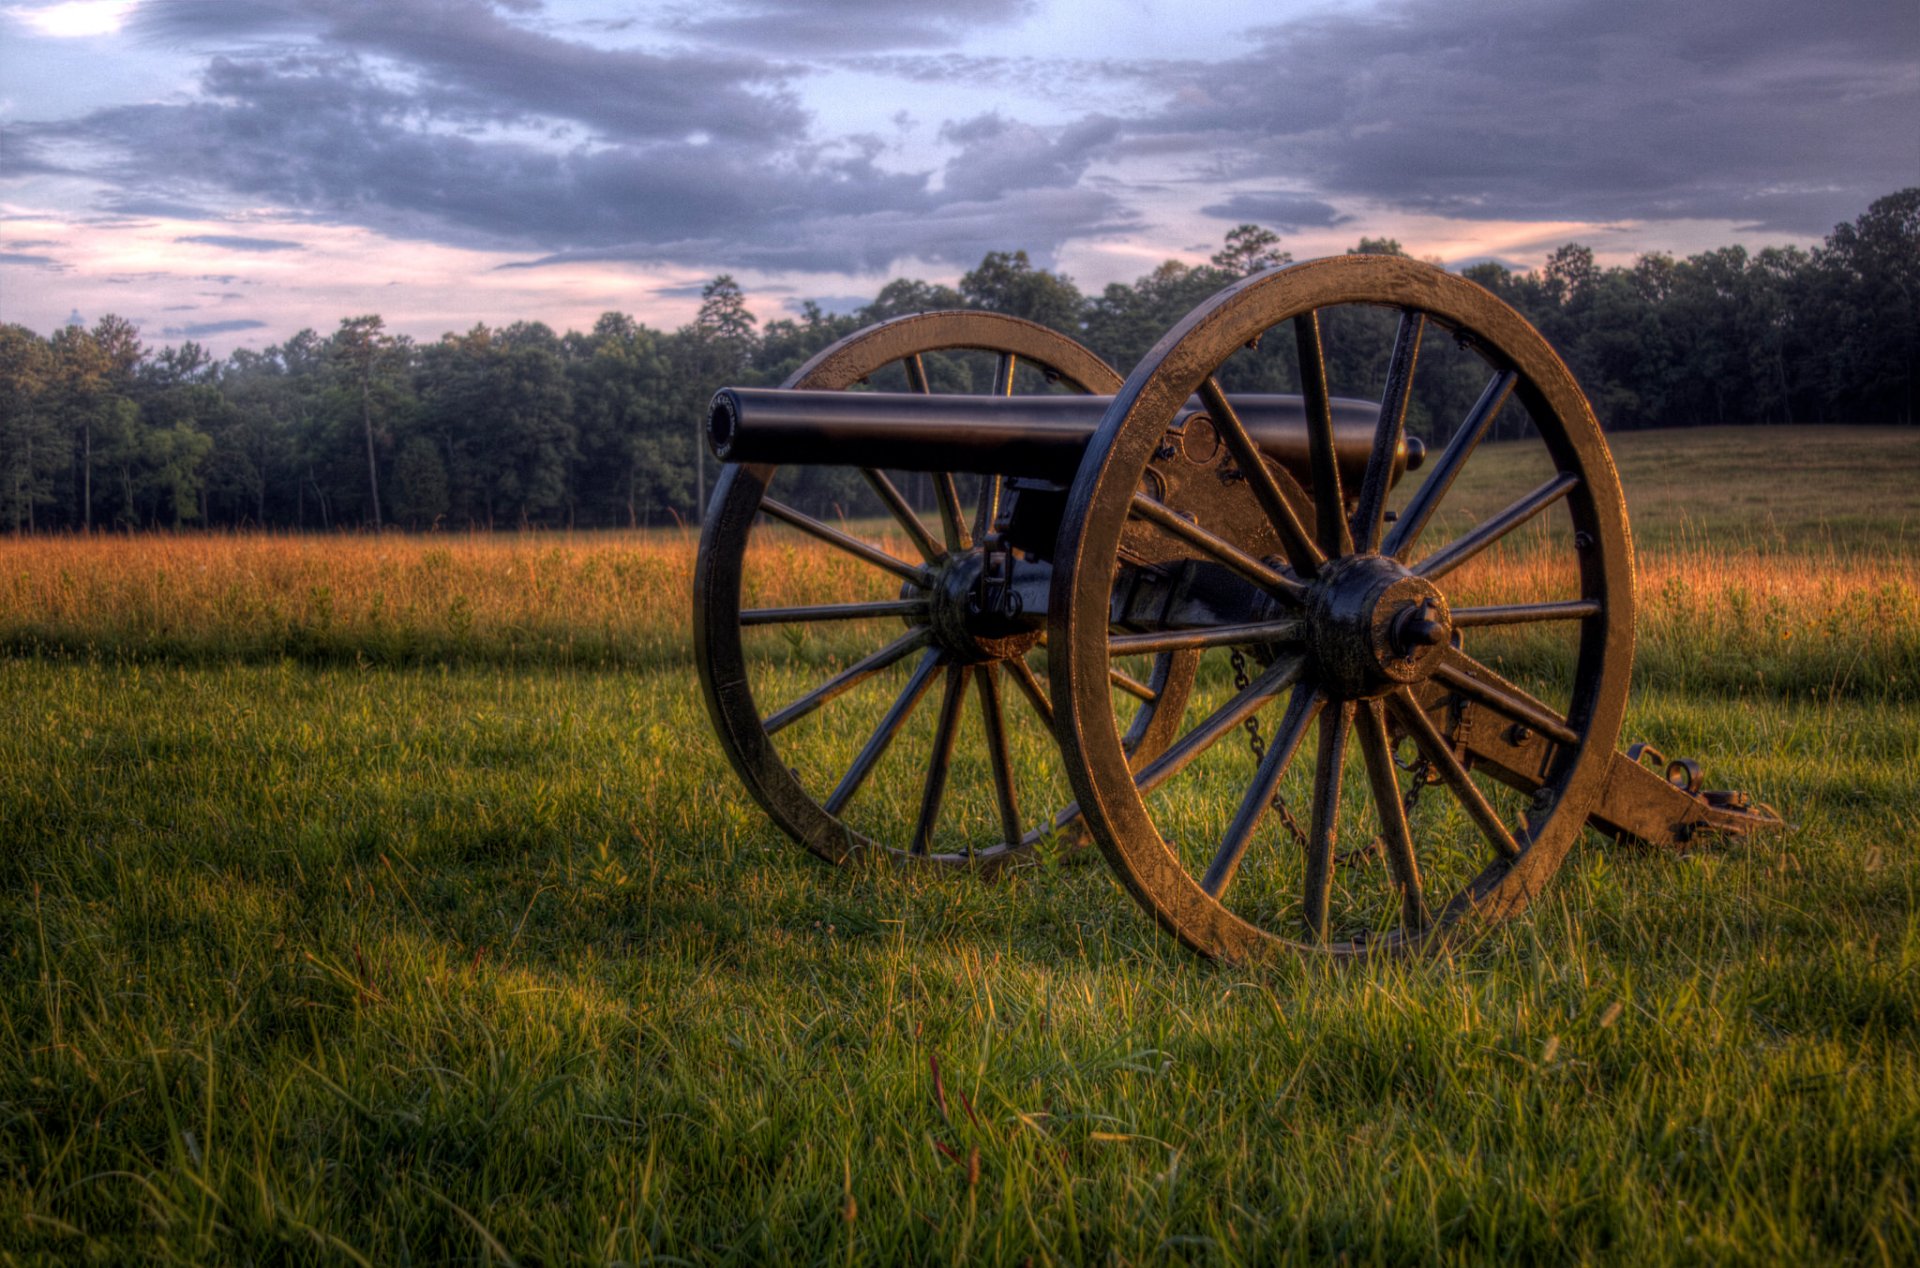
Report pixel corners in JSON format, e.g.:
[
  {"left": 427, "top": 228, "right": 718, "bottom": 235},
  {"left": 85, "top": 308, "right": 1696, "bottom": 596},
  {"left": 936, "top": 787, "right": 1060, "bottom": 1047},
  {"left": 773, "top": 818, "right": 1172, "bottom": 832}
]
[{"left": 694, "top": 255, "right": 1781, "bottom": 961}]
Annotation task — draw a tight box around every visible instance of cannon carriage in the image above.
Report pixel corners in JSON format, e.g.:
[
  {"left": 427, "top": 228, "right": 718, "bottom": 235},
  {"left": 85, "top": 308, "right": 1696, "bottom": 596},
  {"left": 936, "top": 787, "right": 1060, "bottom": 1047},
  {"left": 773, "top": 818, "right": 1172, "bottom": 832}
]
[{"left": 693, "top": 254, "right": 1779, "bottom": 962}]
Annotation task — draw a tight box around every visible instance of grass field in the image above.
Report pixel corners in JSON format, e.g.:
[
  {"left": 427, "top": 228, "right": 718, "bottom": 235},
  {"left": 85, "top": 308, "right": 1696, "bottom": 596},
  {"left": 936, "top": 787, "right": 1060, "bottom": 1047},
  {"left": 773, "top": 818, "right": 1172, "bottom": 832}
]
[{"left": 2, "top": 426, "right": 1917, "bottom": 1264}]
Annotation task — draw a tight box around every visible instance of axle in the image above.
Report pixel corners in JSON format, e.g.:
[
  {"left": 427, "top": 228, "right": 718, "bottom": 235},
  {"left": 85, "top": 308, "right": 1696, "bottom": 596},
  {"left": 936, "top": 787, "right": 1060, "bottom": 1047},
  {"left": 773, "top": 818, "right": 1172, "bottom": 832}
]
[{"left": 708, "top": 388, "right": 1424, "bottom": 489}]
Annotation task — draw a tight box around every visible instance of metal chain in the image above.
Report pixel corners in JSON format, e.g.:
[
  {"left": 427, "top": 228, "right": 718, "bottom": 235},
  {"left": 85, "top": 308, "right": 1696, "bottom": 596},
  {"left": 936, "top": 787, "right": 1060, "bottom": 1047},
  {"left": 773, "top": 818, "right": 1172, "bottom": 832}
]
[
  {"left": 1229, "top": 647, "right": 1311, "bottom": 852},
  {"left": 1226, "top": 645, "right": 1446, "bottom": 866}
]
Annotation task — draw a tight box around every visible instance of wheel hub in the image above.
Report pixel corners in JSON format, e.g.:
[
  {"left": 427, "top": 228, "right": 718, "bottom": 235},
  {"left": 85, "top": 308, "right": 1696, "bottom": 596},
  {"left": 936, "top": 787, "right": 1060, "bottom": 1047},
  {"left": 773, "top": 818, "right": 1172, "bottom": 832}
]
[
  {"left": 923, "top": 551, "right": 1042, "bottom": 664},
  {"left": 1305, "top": 553, "right": 1452, "bottom": 698}
]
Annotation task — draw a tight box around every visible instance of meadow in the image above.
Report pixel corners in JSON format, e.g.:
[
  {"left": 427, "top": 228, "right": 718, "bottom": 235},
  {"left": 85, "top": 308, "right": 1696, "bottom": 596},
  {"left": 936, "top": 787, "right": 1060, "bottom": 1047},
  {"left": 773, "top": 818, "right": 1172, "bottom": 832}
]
[{"left": 1, "top": 426, "right": 1917, "bottom": 1264}]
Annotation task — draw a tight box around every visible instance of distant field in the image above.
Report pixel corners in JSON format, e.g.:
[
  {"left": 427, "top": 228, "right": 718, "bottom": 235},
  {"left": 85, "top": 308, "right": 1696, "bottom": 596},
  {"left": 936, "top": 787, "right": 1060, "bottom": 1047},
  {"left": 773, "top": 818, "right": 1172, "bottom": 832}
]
[{"left": 1, "top": 426, "right": 1916, "bottom": 1263}]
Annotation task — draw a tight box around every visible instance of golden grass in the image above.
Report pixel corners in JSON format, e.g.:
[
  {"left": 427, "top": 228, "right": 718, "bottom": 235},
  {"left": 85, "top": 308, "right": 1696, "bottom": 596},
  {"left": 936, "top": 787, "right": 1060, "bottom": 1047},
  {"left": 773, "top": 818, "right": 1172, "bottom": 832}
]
[
  {"left": 0, "top": 527, "right": 915, "bottom": 666},
  {"left": 0, "top": 523, "right": 1913, "bottom": 697}
]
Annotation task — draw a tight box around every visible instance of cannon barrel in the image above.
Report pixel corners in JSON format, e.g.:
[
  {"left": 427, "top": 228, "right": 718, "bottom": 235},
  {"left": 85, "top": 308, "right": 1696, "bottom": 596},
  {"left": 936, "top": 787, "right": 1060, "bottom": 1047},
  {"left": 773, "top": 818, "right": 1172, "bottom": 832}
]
[{"left": 708, "top": 388, "right": 1424, "bottom": 489}]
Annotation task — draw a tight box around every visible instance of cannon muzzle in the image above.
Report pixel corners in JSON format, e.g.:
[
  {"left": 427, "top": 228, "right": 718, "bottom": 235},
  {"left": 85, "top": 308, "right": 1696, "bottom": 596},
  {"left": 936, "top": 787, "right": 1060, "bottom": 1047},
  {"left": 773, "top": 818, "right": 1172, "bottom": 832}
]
[{"left": 708, "top": 388, "right": 1424, "bottom": 489}]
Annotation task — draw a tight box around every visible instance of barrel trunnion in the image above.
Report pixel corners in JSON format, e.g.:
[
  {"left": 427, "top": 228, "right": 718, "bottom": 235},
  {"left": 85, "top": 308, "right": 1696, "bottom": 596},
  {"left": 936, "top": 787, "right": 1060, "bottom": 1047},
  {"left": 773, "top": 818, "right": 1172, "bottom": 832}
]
[{"left": 694, "top": 258, "right": 1781, "bottom": 962}]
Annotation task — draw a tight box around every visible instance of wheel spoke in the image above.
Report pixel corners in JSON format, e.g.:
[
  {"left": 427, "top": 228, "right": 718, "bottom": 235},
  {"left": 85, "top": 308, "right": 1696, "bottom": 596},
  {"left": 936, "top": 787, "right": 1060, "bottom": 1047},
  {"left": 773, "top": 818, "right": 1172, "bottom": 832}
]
[
  {"left": 991, "top": 352, "right": 1017, "bottom": 396},
  {"left": 1134, "top": 654, "right": 1305, "bottom": 798},
  {"left": 1451, "top": 600, "right": 1601, "bottom": 628},
  {"left": 974, "top": 353, "right": 1016, "bottom": 542},
  {"left": 1129, "top": 493, "right": 1305, "bottom": 602},
  {"left": 1199, "top": 376, "right": 1324, "bottom": 577},
  {"left": 760, "top": 497, "right": 930, "bottom": 587},
  {"left": 1413, "top": 472, "right": 1578, "bottom": 582},
  {"left": 1294, "top": 311, "right": 1350, "bottom": 556},
  {"left": 904, "top": 353, "right": 931, "bottom": 394},
  {"left": 763, "top": 627, "right": 928, "bottom": 735},
  {"left": 1107, "top": 618, "right": 1304, "bottom": 657},
  {"left": 910, "top": 664, "right": 970, "bottom": 855},
  {"left": 1201, "top": 687, "right": 1322, "bottom": 898},
  {"left": 1349, "top": 310, "right": 1425, "bottom": 554},
  {"left": 1110, "top": 666, "right": 1158, "bottom": 703},
  {"left": 1433, "top": 648, "right": 1580, "bottom": 747},
  {"left": 1007, "top": 654, "right": 1054, "bottom": 729},
  {"left": 1354, "top": 699, "right": 1429, "bottom": 932},
  {"left": 741, "top": 599, "right": 929, "bottom": 626},
  {"left": 1387, "top": 689, "right": 1522, "bottom": 861},
  {"left": 934, "top": 473, "right": 971, "bottom": 553},
  {"left": 824, "top": 648, "right": 944, "bottom": 814},
  {"left": 1301, "top": 702, "right": 1352, "bottom": 944},
  {"left": 976, "top": 664, "right": 1022, "bottom": 849},
  {"left": 860, "top": 468, "right": 941, "bottom": 563},
  {"left": 1383, "top": 370, "right": 1516, "bottom": 560}
]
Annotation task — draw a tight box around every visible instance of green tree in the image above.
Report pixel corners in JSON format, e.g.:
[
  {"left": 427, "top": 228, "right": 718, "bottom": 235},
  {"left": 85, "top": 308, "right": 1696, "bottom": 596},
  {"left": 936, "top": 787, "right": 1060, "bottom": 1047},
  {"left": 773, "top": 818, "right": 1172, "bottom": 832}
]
[
  {"left": 328, "top": 316, "right": 411, "bottom": 528},
  {"left": 0, "top": 325, "right": 59, "bottom": 531},
  {"left": 684, "top": 276, "right": 759, "bottom": 519},
  {"left": 1211, "top": 224, "right": 1291, "bottom": 277},
  {"left": 958, "top": 250, "right": 1085, "bottom": 335}
]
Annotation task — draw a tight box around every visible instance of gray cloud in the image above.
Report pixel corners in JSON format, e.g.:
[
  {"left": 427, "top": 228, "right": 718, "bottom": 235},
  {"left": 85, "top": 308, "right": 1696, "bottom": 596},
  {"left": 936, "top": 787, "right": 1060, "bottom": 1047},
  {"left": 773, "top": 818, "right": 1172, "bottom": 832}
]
[
  {"left": 0, "top": 252, "right": 62, "bottom": 267},
  {"left": 136, "top": 0, "right": 802, "bottom": 142},
  {"left": 161, "top": 319, "right": 270, "bottom": 337},
  {"left": 782, "top": 294, "right": 868, "bottom": 316},
  {"left": 676, "top": 0, "right": 1034, "bottom": 52},
  {"left": 1198, "top": 191, "right": 1348, "bottom": 232},
  {"left": 937, "top": 113, "right": 1118, "bottom": 203},
  {"left": 1127, "top": 0, "right": 1918, "bottom": 233},
  {"left": 505, "top": 184, "right": 1131, "bottom": 273},
  {"left": 12, "top": 0, "right": 1910, "bottom": 287},
  {"left": 98, "top": 195, "right": 226, "bottom": 219},
  {"left": 176, "top": 234, "right": 306, "bottom": 252}
]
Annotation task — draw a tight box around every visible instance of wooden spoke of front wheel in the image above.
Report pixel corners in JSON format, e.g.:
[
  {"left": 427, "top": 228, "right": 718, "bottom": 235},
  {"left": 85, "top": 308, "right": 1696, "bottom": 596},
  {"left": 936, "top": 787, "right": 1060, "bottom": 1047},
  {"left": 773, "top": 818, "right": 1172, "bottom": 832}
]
[
  {"left": 1413, "top": 473, "right": 1578, "bottom": 582},
  {"left": 1433, "top": 649, "right": 1580, "bottom": 747},
  {"left": 1355, "top": 699, "right": 1430, "bottom": 932},
  {"left": 741, "top": 599, "right": 929, "bottom": 626},
  {"left": 1302, "top": 702, "right": 1353, "bottom": 944},
  {"left": 763, "top": 627, "right": 928, "bottom": 735},
  {"left": 1294, "top": 311, "right": 1351, "bottom": 556},
  {"left": 1129, "top": 493, "right": 1304, "bottom": 602},
  {"left": 1349, "top": 310, "right": 1425, "bottom": 554},
  {"left": 1006, "top": 654, "right": 1054, "bottom": 729},
  {"left": 1451, "top": 600, "right": 1601, "bottom": 628},
  {"left": 1387, "top": 689, "right": 1521, "bottom": 861},
  {"left": 824, "top": 648, "right": 944, "bottom": 815},
  {"left": 910, "top": 664, "right": 971, "bottom": 855},
  {"left": 1107, "top": 618, "right": 1304, "bottom": 657},
  {"left": 1199, "top": 377, "right": 1324, "bottom": 577},
  {"left": 934, "top": 473, "right": 971, "bottom": 553},
  {"left": 1133, "top": 655, "right": 1304, "bottom": 798},
  {"left": 1383, "top": 370, "right": 1516, "bottom": 560},
  {"left": 761, "top": 498, "right": 930, "bottom": 587},
  {"left": 1201, "top": 687, "right": 1322, "bottom": 898},
  {"left": 860, "top": 468, "right": 941, "bottom": 563},
  {"left": 976, "top": 665, "right": 1022, "bottom": 848}
]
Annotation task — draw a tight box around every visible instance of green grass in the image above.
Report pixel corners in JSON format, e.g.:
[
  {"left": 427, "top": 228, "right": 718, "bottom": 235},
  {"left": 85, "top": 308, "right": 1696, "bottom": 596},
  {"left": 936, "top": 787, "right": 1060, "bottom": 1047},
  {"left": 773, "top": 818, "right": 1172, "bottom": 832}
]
[{"left": 3, "top": 427, "right": 1919, "bottom": 1264}]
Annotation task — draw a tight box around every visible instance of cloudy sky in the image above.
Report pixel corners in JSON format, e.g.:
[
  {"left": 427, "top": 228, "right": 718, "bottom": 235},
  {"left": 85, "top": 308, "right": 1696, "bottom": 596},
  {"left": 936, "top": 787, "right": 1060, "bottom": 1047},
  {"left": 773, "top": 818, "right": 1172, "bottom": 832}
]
[{"left": 1, "top": 0, "right": 1914, "bottom": 351}]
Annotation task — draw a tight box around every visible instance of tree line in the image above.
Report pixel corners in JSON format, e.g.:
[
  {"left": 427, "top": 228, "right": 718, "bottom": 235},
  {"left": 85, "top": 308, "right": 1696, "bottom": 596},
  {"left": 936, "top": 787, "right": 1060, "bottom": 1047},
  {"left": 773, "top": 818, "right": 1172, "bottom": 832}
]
[{"left": 0, "top": 188, "right": 1911, "bottom": 533}]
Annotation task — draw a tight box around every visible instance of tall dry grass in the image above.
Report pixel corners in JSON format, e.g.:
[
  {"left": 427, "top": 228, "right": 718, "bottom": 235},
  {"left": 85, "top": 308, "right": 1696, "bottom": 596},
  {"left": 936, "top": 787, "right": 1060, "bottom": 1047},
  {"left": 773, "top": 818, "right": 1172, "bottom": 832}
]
[{"left": 0, "top": 524, "right": 1913, "bottom": 697}]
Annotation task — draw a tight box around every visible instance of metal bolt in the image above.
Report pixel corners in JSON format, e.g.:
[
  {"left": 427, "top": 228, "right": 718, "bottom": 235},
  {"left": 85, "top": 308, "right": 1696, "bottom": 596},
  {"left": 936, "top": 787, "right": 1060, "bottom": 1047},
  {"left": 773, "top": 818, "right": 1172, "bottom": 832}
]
[
  {"left": 1508, "top": 723, "right": 1533, "bottom": 745},
  {"left": 1574, "top": 531, "right": 1594, "bottom": 550}
]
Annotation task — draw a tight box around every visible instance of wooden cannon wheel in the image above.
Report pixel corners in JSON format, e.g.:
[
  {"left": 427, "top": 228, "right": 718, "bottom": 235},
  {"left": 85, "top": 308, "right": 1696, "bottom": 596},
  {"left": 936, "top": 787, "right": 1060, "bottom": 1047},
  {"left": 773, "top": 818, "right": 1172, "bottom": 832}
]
[
  {"left": 1050, "top": 255, "right": 1637, "bottom": 959},
  {"left": 694, "top": 311, "right": 1198, "bottom": 866}
]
